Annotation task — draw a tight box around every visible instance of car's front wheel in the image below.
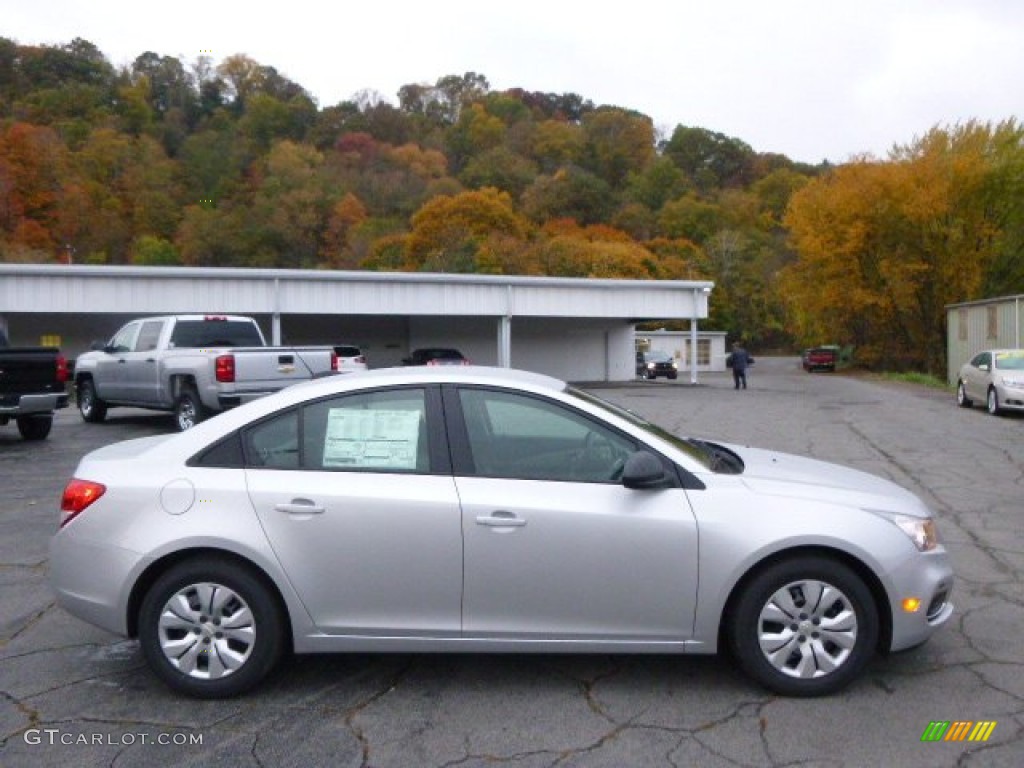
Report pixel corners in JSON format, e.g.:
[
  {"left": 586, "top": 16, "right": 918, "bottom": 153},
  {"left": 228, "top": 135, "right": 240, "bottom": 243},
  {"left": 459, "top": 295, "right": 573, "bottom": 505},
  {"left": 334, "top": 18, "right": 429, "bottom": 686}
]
[
  {"left": 77, "top": 379, "right": 107, "bottom": 423},
  {"left": 956, "top": 380, "right": 972, "bottom": 408},
  {"left": 138, "top": 558, "right": 285, "bottom": 698},
  {"left": 987, "top": 387, "right": 1002, "bottom": 416},
  {"left": 728, "top": 557, "right": 878, "bottom": 697}
]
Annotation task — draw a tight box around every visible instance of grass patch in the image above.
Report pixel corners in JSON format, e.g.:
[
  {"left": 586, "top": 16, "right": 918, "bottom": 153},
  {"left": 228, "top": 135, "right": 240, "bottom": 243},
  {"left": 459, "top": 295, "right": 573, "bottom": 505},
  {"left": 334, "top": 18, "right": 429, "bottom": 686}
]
[{"left": 879, "top": 371, "right": 952, "bottom": 390}]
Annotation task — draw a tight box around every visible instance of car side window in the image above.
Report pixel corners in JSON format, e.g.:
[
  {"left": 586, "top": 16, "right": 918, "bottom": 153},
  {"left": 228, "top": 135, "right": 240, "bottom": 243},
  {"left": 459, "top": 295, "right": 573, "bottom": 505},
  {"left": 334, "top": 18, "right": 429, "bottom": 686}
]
[
  {"left": 302, "top": 388, "right": 429, "bottom": 473},
  {"left": 134, "top": 320, "right": 164, "bottom": 352},
  {"left": 109, "top": 323, "right": 140, "bottom": 354},
  {"left": 457, "top": 388, "right": 634, "bottom": 483},
  {"left": 243, "top": 410, "right": 299, "bottom": 469}
]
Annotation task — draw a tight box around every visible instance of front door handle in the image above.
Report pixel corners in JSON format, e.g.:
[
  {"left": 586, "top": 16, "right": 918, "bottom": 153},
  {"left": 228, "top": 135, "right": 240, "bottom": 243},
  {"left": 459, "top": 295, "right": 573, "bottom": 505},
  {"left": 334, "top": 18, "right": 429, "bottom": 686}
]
[
  {"left": 274, "top": 499, "right": 325, "bottom": 515},
  {"left": 475, "top": 511, "right": 527, "bottom": 528}
]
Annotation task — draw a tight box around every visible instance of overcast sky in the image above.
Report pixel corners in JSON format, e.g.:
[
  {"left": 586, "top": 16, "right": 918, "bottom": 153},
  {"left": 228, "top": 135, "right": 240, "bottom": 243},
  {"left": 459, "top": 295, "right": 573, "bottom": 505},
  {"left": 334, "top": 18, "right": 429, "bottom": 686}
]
[{"left": 4, "top": 0, "right": 1022, "bottom": 164}]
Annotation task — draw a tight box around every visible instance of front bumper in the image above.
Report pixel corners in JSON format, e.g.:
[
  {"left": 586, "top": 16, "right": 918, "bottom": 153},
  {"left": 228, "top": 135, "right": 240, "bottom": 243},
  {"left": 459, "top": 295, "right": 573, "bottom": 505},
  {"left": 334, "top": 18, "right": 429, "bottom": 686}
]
[
  {"left": 995, "top": 383, "right": 1024, "bottom": 411},
  {"left": 888, "top": 549, "right": 955, "bottom": 651}
]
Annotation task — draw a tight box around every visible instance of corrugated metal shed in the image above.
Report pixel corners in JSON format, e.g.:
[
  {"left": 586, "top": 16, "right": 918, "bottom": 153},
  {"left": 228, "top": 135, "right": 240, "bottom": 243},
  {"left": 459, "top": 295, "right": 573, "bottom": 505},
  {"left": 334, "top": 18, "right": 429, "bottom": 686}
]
[{"left": 946, "top": 294, "right": 1024, "bottom": 383}]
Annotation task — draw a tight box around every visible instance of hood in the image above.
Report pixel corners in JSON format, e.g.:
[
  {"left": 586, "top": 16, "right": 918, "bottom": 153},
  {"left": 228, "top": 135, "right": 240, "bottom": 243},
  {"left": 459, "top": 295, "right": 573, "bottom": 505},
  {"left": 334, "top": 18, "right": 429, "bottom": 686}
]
[{"left": 716, "top": 442, "right": 930, "bottom": 518}]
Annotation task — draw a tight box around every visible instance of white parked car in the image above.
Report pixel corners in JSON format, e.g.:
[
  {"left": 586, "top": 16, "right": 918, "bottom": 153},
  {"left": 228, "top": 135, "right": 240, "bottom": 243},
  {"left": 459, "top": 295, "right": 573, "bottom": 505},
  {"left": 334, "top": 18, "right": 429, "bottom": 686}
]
[
  {"left": 51, "top": 367, "right": 954, "bottom": 698},
  {"left": 956, "top": 349, "right": 1024, "bottom": 415}
]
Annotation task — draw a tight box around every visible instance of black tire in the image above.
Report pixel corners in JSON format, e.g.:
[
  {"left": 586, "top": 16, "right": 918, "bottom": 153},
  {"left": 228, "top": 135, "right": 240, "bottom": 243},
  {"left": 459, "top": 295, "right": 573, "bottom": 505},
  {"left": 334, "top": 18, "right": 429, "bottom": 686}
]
[
  {"left": 138, "top": 558, "right": 285, "bottom": 698},
  {"left": 174, "top": 386, "right": 206, "bottom": 431},
  {"left": 668, "top": 372, "right": 678, "bottom": 380},
  {"left": 987, "top": 387, "right": 1001, "bottom": 416},
  {"left": 728, "top": 556, "right": 878, "bottom": 697},
  {"left": 77, "top": 378, "right": 108, "bottom": 423},
  {"left": 16, "top": 415, "right": 52, "bottom": 440},
  {"left": 956, "top": 380, "right": 972, "bottom": 408}
]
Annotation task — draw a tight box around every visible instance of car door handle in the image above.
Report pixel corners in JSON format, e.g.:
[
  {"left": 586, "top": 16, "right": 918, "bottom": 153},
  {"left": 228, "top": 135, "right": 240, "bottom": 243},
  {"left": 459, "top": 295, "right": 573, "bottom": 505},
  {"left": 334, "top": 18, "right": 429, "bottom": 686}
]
[
  {"left": 475, "top": 512, "right": 527, "bottom": 528},
  {"left": 274, "top": 499, "right": 325, "bottom": 515}
]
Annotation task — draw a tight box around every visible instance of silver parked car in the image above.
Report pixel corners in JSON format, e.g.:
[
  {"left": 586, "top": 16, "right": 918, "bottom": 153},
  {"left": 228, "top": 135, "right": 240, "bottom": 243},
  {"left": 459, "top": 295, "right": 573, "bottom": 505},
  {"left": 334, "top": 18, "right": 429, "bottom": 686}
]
[
  {"left": 956, "top": 349, "right": 1024, "bottom": 415},
  {"left": 51, "top": 367, "right": 954, "bottom": 699}
]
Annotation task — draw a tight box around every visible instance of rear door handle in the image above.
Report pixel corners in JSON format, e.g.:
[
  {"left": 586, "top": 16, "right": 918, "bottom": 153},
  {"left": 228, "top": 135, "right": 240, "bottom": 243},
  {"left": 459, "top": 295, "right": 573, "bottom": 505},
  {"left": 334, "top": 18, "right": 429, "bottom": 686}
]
[
  {"left": 274, "top": 499, "right": 325, "bottom": 515},
  {"left": 475, "top": 511, "right": 527, "bottom": 528}
]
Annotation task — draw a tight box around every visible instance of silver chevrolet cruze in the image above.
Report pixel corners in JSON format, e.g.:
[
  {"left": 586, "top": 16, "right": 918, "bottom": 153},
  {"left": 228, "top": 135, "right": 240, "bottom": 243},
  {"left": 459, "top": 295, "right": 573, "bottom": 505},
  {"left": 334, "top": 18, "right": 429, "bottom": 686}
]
[{"left": 50, "top": 367, "right": 954, "bottom": 698}]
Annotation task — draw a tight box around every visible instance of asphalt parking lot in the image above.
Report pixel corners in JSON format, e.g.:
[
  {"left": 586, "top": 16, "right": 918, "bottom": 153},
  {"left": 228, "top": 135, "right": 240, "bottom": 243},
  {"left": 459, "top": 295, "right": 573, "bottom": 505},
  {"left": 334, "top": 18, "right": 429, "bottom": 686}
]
[{"left": 1, "top": 358, "right": 1022, "bottom": 767}]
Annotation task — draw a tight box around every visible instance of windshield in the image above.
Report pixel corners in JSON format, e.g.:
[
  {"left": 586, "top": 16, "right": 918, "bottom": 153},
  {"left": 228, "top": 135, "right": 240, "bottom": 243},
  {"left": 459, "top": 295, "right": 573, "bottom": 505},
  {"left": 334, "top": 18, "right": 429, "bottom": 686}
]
[
  {"left": 994, "top": 351, "right": 1024, "bottom": 370},
  {"left": 644, "top": 351, "right": 673, "bottom": 362},
  {"left": 170, "top": 320, "right": 264, "bottom": 348},
  {"left": 567, "top": 386, "right": 715, "bottom": 469}
]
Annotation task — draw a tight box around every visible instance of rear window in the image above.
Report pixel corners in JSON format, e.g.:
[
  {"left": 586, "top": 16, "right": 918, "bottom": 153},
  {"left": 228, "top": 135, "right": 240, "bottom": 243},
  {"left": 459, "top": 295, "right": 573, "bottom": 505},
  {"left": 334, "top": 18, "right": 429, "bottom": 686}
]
[{"left": 169, "top": 320, "right": 264, "bottom": 348}]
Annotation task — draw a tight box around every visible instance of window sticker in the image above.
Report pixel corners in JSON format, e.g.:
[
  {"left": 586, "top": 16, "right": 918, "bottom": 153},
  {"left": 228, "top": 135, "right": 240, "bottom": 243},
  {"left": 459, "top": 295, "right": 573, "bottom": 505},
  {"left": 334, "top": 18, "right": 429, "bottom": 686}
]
[{"left": 323, "top": 409, "right": 421, "bottom": 469}]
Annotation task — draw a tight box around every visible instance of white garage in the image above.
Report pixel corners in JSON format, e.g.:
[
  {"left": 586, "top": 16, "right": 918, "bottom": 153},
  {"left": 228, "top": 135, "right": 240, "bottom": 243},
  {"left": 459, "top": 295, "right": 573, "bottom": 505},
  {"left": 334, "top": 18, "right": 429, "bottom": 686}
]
[{"left": 0, "top": 264, "right": 714, "bottom": 383}]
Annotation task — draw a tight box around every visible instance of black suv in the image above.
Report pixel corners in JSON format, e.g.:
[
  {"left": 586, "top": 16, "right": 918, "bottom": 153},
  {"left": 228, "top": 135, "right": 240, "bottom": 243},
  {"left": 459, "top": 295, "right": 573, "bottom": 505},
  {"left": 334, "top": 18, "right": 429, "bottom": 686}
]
[{"left": 636, "top": 350, "right": 678, "bottom": 380}]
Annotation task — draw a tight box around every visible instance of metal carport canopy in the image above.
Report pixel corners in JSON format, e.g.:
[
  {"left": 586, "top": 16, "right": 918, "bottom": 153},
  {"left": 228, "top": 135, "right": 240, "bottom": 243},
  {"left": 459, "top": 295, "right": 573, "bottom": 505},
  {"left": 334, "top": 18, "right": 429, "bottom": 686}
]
[{"left": 0, "top": 264, "right": 714, "bottom": 375}]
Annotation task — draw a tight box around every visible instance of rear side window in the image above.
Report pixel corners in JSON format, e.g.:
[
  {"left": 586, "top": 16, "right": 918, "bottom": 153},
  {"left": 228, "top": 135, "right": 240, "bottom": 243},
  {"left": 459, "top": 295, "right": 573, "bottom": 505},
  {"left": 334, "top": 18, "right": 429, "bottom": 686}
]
[{"left": 170, "top": 320, "right": 264, "bottom": 348}]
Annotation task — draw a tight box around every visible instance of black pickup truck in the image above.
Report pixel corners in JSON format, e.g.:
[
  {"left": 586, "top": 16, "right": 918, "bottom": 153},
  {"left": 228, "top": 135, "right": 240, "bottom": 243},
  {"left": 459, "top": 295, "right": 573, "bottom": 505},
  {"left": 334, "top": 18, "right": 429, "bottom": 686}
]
[{"left": 0, "top": 333, "right": 70, "bottom": 440}]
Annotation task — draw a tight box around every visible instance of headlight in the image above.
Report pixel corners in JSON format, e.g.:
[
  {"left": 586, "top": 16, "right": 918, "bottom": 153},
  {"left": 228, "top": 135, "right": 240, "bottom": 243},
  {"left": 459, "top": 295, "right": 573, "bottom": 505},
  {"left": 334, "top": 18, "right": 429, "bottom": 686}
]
[
  {"left": 893, "top": 515, "right": 939, "bottom": 552},
  {"left": 867, "top": 510, "right": 940, "bottom": 551}
]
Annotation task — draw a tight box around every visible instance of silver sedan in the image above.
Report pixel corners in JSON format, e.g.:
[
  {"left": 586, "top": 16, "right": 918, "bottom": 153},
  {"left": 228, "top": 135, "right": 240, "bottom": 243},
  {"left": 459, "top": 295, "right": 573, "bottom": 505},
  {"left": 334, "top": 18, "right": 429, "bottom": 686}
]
[
  {"left": 50, "top": 367, "right": 954, "bottom": 698},
  {"left": 957, "top": 348, "right": 1024, "bottom": 415}
]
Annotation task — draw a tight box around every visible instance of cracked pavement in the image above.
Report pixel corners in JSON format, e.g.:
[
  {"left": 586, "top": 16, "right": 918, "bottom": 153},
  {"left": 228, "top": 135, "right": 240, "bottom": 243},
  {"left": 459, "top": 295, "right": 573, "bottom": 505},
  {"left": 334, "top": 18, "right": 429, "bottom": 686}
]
[{"left": 1, "top": 358, "right": 1021, "bottom": 767}]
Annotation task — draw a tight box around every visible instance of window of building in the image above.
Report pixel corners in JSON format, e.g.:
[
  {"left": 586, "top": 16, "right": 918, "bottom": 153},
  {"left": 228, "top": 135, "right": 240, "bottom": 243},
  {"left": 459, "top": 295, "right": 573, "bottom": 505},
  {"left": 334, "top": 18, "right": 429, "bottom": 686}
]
[{"left": 987, "top": 305, "right": 998, "bottom": 339}]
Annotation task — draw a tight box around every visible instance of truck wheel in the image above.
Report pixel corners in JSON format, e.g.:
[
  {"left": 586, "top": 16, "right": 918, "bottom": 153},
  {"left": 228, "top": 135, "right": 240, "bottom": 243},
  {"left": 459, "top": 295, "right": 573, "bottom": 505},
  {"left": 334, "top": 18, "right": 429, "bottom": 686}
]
[
  {"left": 17, "top": 415, "right": 52, "bottom": 441},
  {"left": 78, "top": 379, "right": 108, "bottom": 423},
  {"left": 175, "top": 387, "right": 206, "bottom": 431}
]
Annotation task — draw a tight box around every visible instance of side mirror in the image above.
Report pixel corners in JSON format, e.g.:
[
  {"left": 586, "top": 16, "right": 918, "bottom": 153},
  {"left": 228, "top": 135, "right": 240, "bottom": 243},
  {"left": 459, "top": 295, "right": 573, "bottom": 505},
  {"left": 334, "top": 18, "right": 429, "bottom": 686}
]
[{"left": 622, "top": 451, "right": 673, "bottom": 489}]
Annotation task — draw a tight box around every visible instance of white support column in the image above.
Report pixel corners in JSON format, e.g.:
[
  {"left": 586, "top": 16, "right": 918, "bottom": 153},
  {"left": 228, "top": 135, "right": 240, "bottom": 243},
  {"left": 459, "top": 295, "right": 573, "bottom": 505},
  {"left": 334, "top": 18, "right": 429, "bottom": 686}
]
[
  {"left": 497, "top": 315, "right": 512, "bottom": 368},
  {"left": 272, "top": 278, "right": 282, "bottom": 345},
  {"left": 690, "top": 287, "right": 699, "bottom": 385}
]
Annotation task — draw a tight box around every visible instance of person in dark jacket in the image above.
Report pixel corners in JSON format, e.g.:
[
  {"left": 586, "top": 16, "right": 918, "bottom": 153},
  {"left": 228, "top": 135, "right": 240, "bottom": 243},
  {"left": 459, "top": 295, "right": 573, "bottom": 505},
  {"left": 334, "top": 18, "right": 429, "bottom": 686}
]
[{"left": 727, "top": 341, "right": 753, "bottom": 389}]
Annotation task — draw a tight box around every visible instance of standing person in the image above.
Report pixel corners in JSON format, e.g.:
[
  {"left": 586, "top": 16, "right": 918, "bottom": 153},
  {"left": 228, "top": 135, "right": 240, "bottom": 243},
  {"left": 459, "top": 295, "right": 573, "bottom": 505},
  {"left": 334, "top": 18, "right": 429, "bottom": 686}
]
[{"left": 728, "top": 341, "right": 753, "bottom": 389}]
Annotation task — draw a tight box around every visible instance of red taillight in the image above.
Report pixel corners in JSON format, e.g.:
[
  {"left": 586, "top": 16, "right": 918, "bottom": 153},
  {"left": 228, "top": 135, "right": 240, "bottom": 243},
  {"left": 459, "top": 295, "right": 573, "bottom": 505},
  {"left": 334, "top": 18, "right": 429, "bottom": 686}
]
[
  {"left": 215, "top": 354, "right": 235, "bottom": 382},
  {"left": 55, "top": 354, "right": 69, "bottom": 383},
  {"left": 331, "top": 351, "right": 339, "bottom": 371},
  {"left": 427, "top": 359, "right": 438, "bottom": 366},
  {"left": 60, "top": 478, "right": 106, "bottom": 527}
]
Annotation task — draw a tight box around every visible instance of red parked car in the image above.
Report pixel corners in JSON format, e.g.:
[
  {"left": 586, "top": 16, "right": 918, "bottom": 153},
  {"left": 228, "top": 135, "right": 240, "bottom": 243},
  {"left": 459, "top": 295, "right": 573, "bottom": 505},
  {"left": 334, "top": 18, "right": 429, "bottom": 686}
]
[{"left": 802, "top": 347, "right": 838, "bottom": 372}]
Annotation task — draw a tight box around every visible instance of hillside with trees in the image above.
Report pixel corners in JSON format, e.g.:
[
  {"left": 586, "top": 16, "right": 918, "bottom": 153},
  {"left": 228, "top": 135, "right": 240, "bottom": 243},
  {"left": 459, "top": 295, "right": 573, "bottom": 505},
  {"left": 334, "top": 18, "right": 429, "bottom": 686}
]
[{"left": 1, "top": 38, "right": 1021, "bottom": 371}]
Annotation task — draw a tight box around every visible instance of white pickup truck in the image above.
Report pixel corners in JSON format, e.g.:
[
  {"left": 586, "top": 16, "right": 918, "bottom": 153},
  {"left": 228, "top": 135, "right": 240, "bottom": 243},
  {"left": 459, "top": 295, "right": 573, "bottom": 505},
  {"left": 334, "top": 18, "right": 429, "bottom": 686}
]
[{"left": 74, "top": 315, "right": 339, "bottom": 430}]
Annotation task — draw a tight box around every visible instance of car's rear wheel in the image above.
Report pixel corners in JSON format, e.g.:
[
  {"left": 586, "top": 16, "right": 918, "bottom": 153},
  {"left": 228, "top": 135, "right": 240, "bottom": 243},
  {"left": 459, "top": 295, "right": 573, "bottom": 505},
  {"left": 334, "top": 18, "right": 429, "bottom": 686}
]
[
  {"left": 138, "top": 558, "right": 285, "bottom": 698},
  {"left": 16, "top": 415, "right": 52, "bottom": 440},
  {"left": 987, "top": 387, "right": 1002, "bottom": 416},
  {"left": 728, "top": 557, "right": 877, "bottom": 697},
  {"left": 77, "top": 379, "right": 107, "bottom": 423},
  {"left": 174, "top": 386, "right": 205, "bottom": 431},
  {"left": 956, "top": 380, "right": 972, "bottom": 408}
]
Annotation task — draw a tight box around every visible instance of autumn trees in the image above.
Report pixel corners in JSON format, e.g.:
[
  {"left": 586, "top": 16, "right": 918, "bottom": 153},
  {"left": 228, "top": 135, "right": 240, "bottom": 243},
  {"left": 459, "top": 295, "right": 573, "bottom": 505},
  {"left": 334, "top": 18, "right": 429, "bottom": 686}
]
[
  {"left": 3, "top": 37, "right": 1021, "bottom": 372},
  {"left": 781, "top": 120, "right": 1024, "bottom": 371}
]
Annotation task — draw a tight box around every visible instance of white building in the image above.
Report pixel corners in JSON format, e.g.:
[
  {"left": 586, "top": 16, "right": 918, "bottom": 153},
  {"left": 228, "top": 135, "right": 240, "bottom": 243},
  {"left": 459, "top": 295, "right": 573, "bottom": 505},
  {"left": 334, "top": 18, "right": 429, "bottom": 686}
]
[
  {"left": 946, "top": 294, "right": 1024, "bottom": 383},
  {"left": 1, "top": 264, "right": 716, "bottom": 383},
  {"left": 636, "top": 330, "right": 729, "bottom": 375}
]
